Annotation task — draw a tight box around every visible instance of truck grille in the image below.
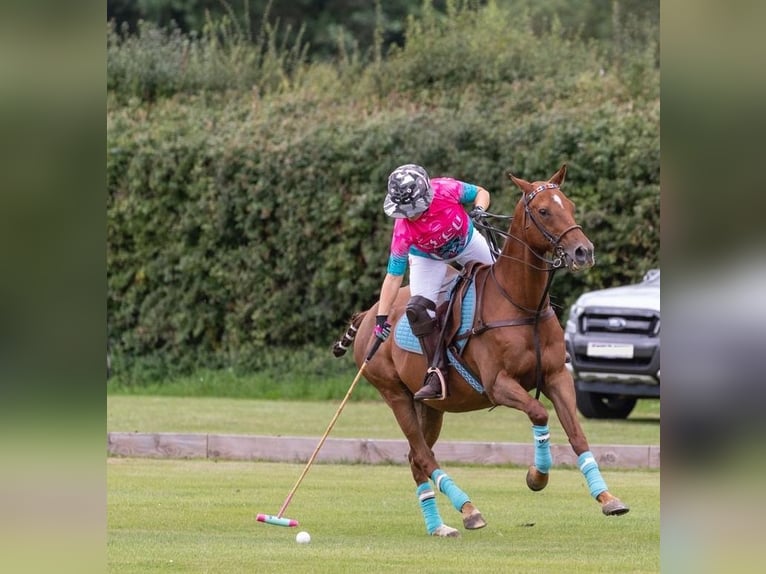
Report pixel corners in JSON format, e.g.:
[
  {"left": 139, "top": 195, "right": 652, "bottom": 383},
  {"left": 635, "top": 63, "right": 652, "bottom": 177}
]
[{"left": 580, "top": 308, "right": 659, "bottom": 336}]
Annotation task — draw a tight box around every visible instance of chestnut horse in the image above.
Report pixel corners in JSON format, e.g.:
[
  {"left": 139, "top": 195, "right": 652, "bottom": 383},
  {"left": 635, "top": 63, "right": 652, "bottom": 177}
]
[{"left": 333, "top": 164, "right": 629, "bottom": 537}]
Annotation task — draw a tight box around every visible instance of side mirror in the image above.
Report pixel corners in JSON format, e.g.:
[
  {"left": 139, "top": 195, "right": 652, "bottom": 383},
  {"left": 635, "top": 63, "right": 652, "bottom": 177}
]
[{"left": 643, "top": 269, "right": 660, "bottom": 282}]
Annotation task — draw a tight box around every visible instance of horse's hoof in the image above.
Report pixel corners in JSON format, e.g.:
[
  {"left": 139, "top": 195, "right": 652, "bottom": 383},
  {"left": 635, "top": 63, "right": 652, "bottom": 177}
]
[
  {"left": 525, "top": 465, "right": 549, "bottom": 491},
  {"left": 463, "top": 509, "right": 487, "bottom": 530},
  {"left": 601, "top": 498, "right": 630, "bottom": 516},
  {"left": 431, "top": 524, "right": 461, "bottom": 537}
]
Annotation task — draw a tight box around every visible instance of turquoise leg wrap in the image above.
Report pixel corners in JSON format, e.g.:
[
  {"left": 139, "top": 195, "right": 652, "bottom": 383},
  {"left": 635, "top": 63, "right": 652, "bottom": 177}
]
[
  {"left": 416, "top": 483, "right": 443, "bottom": 534},
  {"left": 532, "top": 424, "right": 552, "bottom": 474},
  {"left": 578, "top": 451, "right": 608, "bottom": 499},
  {"left": 431, "top": 469, "right": 470, "bottom": 511}
]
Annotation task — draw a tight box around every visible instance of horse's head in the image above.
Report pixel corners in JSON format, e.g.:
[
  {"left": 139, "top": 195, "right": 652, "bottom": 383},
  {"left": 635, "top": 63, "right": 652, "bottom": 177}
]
[{"left": 507, "top": 164, "right": 594, "bottom": 271}]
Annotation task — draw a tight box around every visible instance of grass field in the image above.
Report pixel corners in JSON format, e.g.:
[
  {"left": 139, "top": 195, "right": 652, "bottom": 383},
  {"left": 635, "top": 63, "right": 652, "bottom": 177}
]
[
  {"left": 108, "top": 458, "right": 659, "bottom": 573},
  {"left": 107, "top": 379, "right": 661, "bottom": 571},
  {"left": 107, "top": 393, "right": 660, "bottom": 572},
  {"left": 107, "top": 394, "right": 660, "bottom": 446}
]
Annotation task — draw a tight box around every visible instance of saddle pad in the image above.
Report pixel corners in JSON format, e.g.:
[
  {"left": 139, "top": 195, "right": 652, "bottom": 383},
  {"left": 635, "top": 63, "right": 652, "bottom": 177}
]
[
  {"left": 394, "top": 281, "right": 477, "bottom": 354},
  {"left": 393, "top": 281, "right": 483, "bottom": 393}
]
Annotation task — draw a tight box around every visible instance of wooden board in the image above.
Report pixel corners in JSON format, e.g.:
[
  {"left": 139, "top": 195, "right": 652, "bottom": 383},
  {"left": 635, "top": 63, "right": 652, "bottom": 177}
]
[{"left": 107, "top": 432, "right": 659, "bottom": 468}]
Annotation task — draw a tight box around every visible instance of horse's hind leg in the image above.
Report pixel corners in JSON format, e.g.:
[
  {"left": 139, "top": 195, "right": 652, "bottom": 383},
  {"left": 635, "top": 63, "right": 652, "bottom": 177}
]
[
  {"left": 411, "top": 441, "right": 463, "bottom": 536},
  {"left": 544, "top": 374, "right": 630, "bottom": 516},
  {"left": 375, "top": 390, "right": 455, "bottom": 536},
  {"left": 379, "top": 390, "right": 473, "bottom": 537},
  {"left": 416, "top": 403, "right": 486, "bottom": 531}
]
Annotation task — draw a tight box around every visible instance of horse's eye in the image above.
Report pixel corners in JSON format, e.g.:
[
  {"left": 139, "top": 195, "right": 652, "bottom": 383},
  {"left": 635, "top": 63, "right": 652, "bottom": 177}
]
[{"left": 538, "top": 208, "right": 549, "bottom": 216}]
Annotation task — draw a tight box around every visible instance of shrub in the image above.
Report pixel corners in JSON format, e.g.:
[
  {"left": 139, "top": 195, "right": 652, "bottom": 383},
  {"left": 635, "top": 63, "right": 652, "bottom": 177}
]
[{"left": 107, "top": 1, "right": 659, "bottom": 382}]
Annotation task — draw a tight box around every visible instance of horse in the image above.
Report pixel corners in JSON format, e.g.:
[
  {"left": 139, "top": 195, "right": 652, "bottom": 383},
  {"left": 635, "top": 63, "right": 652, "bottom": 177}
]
[{"left": 332, "top": 164, "right": 629, "bottom": 537}]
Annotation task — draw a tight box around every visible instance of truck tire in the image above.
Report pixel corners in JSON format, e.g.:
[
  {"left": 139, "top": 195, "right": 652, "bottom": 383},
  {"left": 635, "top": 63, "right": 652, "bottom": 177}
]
[{"left": 575, "top": 388, "right": 637, "bottom": 419}]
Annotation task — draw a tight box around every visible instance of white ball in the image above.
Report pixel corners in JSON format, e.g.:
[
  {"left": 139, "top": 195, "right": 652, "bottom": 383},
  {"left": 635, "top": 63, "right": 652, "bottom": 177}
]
[{"left": 295, "top": 531, "right": 311, "bottom": 544}]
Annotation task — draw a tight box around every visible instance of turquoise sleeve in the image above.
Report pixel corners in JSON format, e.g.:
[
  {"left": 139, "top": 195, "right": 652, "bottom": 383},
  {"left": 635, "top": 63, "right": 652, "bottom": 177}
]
[
  {"left": 460, "top": 183, "right": 479, "bottom": 203},
  {"left": 386, "top": 253, "right": 408, "bottom": 276}
]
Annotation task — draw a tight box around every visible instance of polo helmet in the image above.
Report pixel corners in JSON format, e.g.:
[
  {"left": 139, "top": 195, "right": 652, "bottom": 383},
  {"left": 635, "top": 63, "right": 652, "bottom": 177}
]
[{"left": 383, "top": 164, "right": 434, "bottom": 219}]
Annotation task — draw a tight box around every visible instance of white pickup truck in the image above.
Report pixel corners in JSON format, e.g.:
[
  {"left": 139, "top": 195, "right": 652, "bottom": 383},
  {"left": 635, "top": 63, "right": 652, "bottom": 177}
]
[{"left": 564, "top": 269, "right": 660, "bottom": 419}]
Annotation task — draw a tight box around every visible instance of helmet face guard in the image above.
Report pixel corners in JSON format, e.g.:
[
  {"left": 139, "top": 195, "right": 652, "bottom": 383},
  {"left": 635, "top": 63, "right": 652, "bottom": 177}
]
[{"left": 384, "top": 164, "right": 434, "bottom": 219}]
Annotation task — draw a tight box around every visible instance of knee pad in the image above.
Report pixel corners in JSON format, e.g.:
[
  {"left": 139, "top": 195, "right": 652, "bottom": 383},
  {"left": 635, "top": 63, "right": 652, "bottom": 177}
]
[{"left": 406, "top": 296, "right": 437, "bottom": 336}]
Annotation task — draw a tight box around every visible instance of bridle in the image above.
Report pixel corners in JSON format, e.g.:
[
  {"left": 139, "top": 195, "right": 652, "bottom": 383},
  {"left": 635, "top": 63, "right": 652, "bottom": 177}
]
[
  {"left": 471, "top": 182, "right": 583, "bottom": 400},
  {"left": 473, "top": 183, "right": 582, "bottom": 270},
  {"left": 523, "top": 182, "right": 583, "bottom": 269}
]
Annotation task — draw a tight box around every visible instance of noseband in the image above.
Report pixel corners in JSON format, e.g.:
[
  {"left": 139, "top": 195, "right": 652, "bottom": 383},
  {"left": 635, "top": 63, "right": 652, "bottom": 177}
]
[{"left": 524, "top": 183, "right": 582, "bottom": 268}]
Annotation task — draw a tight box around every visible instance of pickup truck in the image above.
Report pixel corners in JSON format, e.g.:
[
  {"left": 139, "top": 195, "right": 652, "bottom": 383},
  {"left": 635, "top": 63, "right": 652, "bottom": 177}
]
[{"left": 564, "top": 269, "right": 660, "bottom": 419}]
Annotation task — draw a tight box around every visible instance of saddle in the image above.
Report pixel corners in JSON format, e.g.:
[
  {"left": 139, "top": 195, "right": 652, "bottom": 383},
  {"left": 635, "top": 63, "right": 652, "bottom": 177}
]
[
  {"left": 439, "top": 261, "right": 485, "bottom": 347},
  {"left": 394, "top": 261, "right": 487, "bottom": 393}
]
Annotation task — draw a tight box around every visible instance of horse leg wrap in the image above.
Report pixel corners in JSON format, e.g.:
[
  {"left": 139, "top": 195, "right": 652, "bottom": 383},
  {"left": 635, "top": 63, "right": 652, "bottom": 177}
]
[
  {"left": 578, "top": 451, "right": 608, "bottom": 499},
  {"left": 431, "top": 469, "right": 470, "bottom": 512},
  {"left": 416, "top": 482, "right": 444, "bottom": 534},
  {"left": 532, "top": 424, "right": 552, "bottom": 474}
]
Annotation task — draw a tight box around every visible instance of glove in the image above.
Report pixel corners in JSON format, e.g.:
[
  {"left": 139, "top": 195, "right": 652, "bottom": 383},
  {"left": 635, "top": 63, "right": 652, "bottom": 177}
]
[
  {"left": 373, "top": 314, "right": 391, "bottom": 342},
  {"left": 468, "top": 205, "right": 486, "bottom": 221}
]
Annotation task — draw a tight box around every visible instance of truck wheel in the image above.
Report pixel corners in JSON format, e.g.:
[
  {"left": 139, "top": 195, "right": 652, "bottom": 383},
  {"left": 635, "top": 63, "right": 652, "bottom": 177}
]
[{"left": 576, "top": 388, "right": 637, "bottom": 419}]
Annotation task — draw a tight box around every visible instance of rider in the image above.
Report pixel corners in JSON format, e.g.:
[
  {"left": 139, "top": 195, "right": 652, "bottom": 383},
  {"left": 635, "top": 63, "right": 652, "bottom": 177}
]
[{"left": 373, "top": 164, "right": 495, "bottom": 400}]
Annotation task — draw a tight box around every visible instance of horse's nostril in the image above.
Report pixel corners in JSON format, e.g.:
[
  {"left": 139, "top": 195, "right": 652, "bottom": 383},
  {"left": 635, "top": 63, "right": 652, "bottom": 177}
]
[{"left": 575, "top": 246, "right": 592, "bottom": 264}]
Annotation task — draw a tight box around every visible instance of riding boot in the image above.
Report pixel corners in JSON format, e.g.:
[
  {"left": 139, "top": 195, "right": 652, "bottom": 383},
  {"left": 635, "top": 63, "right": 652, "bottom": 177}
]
[
  {"left": 413, "top": 327, "right": 448, "bottom": 401},
  {"left": 406, "top": 296, "right": 448, "bottom": 401}
]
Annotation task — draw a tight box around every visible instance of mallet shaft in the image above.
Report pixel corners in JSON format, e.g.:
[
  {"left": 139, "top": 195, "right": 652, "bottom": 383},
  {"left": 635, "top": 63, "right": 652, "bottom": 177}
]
[
  {"left": 257, "top": 336, "right": 383, "bottom": 526},
  {"left": 276, "top": 362, "right": 368, "bottom": 517}
]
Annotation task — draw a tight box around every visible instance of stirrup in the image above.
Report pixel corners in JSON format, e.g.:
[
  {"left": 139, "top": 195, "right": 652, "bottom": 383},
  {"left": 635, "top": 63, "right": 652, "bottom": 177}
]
[{"left": 414, "top": 368, "right": 447, "bottom": 401}]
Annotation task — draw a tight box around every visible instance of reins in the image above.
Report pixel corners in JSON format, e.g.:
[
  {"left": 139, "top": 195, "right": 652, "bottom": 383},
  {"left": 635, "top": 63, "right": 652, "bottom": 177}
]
[
  {"left": 473, "top": 212, "right": 571, "bottom": 270},
  {"left": 470, "top": 185, "right": 577, "bottom": 399}
]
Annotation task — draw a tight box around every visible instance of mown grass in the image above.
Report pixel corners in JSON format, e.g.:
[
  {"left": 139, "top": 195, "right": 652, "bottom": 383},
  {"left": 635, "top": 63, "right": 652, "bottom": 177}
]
[
  {"left": 107, "top": 394, "right": 660, "bottom": 446},
  {"left": 108, "top": 458, "right": 659, "bottom": 573}
]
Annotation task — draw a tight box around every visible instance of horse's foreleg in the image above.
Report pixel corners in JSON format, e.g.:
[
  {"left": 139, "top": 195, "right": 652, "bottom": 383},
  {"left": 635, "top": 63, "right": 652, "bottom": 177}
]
[
  {"left": 577, "top": 452, "right": 630, "bottom": 515},
  {"left": 490, "top": 371, "right": 552, "bottom": 491},
  {"left": 544, "top": 373, "right": 630, "bottom": 516},
  {"left": 526, "top": 424, "right": 552, "bottom": 491}
]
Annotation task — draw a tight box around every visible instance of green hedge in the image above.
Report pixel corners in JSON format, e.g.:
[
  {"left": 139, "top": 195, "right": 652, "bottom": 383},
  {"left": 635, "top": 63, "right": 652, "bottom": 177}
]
[{"left": 107, "top": 3, "right": 659, "bottom": 381}]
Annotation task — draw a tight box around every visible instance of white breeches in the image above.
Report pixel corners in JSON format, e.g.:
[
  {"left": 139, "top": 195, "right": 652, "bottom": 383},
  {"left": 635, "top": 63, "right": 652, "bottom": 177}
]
[{"left": 408, "top": 231, "right": 494, "bottom": 309}]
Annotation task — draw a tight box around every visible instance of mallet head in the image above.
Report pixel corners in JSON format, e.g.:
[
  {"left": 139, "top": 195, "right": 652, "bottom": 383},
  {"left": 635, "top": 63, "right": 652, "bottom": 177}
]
[{"left": 256, "top": 513, "right": 299, "bottom": 527}]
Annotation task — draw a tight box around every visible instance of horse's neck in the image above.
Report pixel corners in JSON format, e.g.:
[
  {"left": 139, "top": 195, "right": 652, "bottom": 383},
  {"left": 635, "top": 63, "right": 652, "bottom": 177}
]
[{"left": 492, "top": 218, "right": 550, "bottom": 312}]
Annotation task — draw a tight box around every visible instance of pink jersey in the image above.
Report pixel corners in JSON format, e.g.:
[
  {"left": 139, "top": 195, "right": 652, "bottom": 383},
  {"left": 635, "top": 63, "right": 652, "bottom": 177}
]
[{"left": 387, "top": 178, "right": 479, "bottom": 276}]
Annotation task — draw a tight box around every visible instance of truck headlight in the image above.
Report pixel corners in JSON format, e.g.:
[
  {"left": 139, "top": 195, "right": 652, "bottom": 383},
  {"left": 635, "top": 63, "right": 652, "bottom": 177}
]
[{"left": 565, "top": 304, "right": 583, "bottom": 334}]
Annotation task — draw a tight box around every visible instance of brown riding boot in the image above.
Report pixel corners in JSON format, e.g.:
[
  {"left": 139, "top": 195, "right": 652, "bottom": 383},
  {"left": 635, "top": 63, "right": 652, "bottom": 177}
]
[
  {"left": 406, "top": 295, "right": 449, "bottom": 401},
  {"left": 414, "top": 367, "right": 447, "bottom": 401},
  {"left": 412, "top": 326, "right": 448, "bottom": 401}
]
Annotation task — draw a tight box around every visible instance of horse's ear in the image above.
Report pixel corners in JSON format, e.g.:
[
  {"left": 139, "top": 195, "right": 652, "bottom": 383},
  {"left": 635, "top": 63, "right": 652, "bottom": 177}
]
[
  {"left": 507, "top": 172, "right": 532, "bottom": 193},
  {"left": 549, "top": 163, "right": 567, "bottom": 186}
]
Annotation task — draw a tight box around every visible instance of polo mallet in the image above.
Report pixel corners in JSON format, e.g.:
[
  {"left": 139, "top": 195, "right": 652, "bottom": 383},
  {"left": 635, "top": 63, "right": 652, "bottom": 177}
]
[{"left": 257, "top": 336, "right": 384, "bottom": 527}]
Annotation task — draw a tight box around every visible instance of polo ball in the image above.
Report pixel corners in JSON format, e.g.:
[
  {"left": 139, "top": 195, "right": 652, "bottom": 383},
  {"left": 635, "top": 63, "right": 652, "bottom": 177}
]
[{"left": 296, "top": 531, "right": 311, "bottom": 544}]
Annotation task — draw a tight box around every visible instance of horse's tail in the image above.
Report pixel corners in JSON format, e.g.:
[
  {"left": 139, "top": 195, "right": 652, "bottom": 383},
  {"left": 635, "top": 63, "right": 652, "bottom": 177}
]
[{"left": 332, "top": 311, "right": 367, "bottom": 357}]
